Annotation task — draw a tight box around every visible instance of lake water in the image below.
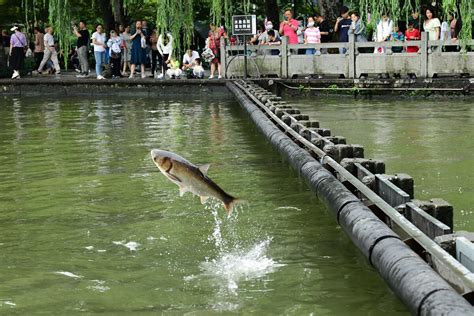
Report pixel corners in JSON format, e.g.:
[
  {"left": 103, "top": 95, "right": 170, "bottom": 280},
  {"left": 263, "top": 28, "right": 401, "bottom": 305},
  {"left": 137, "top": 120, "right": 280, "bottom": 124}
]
[
  {"left": 294, "top": 97, "right": 473, "bottom": 232},
  {"left": 2, "top": 94, "right": 459, "bottom": 315}
]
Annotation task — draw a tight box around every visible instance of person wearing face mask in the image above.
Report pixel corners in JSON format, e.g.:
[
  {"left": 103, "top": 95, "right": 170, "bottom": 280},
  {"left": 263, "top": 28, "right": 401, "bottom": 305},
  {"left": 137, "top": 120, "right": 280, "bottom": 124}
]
[
  {"left": 258, "top": 20, "right": 280, "bottom": 45},
  {"left": 304, "top": 17, "right": 320, "bottom": 55}
]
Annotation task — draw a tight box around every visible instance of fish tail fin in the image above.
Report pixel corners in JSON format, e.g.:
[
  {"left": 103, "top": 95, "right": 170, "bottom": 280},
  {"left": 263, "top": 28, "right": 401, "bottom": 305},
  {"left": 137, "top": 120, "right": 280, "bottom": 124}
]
[{"left": 223, "top": 197, "right": 243, "bottom": 215}]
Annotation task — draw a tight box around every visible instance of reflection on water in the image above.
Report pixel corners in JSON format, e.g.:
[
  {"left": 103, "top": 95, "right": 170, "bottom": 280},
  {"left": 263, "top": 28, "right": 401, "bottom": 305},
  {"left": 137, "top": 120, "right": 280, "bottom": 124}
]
[
  {"left": 295, "top": 97, "right": 473, "bottom": 231},
  {"left": 0, "top": 97, "right": 407, "bottom": 314}
]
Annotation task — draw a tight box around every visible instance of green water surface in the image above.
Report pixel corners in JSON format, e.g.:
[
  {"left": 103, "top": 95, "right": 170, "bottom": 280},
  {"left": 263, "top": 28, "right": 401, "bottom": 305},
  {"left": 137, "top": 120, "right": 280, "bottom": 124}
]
[
  {"left": 0, "top": 95, "right": 433, "bottom": 315},
  {"left": 294, "top": 97, "right": 473, "bottom": 231}
]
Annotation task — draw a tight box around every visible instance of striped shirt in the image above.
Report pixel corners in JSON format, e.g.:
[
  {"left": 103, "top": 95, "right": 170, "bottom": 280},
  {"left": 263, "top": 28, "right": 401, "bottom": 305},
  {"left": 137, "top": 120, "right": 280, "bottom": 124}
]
[{"left": 304, "top": 27, "right": 321, "bottom": 44}]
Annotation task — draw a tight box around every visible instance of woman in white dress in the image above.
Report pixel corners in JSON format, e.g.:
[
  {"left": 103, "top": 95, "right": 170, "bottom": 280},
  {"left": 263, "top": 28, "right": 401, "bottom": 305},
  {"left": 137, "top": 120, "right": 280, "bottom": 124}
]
[
  {"left": 373, "top": 14, "right": 393, "bottom": 54},
  {"left": 423, "top": 8, "right": 441, "bottom": 41}
]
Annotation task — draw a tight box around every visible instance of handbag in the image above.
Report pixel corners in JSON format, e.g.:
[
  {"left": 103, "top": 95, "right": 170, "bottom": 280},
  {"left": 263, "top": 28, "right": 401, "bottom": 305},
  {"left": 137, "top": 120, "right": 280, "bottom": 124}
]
[
  {"left": 110, "top": 51, "right": 120, "bottom": 59},
  {"left": 201, "top": 47, "right": 215, "bottom": 63}
]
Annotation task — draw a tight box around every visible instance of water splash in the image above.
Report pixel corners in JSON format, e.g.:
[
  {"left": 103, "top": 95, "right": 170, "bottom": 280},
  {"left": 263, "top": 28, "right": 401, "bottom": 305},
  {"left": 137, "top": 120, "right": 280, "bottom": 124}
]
[
  {"left": 198, "top": 201, "right": 283, "bottom": 302},
  {"left": 200, "top": 238, "right": 281, "bottom": 293}
]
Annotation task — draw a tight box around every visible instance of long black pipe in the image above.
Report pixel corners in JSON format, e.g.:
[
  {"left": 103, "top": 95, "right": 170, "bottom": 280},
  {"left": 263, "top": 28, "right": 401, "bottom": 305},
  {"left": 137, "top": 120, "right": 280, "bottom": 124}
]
[{"left": 226, "top": 82, "right": 474, "bottom": 315}]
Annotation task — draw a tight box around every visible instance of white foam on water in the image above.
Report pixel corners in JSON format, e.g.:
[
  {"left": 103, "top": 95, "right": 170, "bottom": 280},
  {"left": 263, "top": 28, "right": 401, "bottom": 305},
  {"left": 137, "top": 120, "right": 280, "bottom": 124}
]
[
  {"left": 274, "top": 206, "right": 301, "bottom": 211},
  {"left": 200, "top": 238, "right": 282, "bottom": 293},
  {"left": 198, "top": 204, "right": 284, "bottom": 298},
  {"left": 85, "top": 246, "right": 94, "bottom": 250},
  {"left": 54, "top": 271, "right": 83, "bottom": 279},
  {"left": 113, "top": 240, "right": 140, "bottom": 251},
  {"left": 87, "top": 280, "right": 110, "bottom": 293},
  {"left": 0, "top": 301, "right": 16, "bottom": 307}
]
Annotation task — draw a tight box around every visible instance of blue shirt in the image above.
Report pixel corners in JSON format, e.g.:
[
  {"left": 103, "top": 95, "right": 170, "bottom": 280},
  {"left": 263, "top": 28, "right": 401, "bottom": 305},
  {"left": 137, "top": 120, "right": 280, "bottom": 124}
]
[{"left": 337, "top": 18, "right": 352, "bottom": 42}]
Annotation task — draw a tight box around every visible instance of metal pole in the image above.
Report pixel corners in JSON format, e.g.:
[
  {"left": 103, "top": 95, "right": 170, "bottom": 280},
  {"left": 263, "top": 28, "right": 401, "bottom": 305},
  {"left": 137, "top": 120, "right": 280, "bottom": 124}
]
[{"left": 244, "top": 35, "right": 248, "bottom": 80}]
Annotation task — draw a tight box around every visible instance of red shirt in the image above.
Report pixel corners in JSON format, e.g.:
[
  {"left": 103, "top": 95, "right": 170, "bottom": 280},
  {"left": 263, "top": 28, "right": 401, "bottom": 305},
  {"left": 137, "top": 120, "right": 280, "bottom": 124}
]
[
  {"left": 279, "top": 19, "right": 299, "bottom": 44},
  {"left": 405, "top": 28, "right": 420, "bottom": 53}
]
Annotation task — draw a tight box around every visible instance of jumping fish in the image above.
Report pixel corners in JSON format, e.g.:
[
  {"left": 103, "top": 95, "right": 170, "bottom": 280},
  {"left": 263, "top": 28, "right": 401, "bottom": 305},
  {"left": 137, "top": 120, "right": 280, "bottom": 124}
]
[{"left": 150, "top": 149, "right": 238, "bottom": 214}]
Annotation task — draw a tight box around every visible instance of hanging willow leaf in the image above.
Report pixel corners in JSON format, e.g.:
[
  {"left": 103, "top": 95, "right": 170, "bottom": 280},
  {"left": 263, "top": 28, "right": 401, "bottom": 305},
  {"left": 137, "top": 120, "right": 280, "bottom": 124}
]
[
  {"left": 459, "top": 0, "right": 472, "bottom": 51},
  {"left": 48, "top": 0, "right": 72, "bottom": 68}
]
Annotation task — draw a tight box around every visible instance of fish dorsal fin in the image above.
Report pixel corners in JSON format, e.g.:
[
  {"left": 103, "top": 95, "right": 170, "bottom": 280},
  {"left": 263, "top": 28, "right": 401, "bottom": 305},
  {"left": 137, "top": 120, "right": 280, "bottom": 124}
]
[
  {"left": 200, "top": 196, "right": 209, "bottom": 204},
  {"left": 198, "top": 164, "right": 211, "bottom": 176}
]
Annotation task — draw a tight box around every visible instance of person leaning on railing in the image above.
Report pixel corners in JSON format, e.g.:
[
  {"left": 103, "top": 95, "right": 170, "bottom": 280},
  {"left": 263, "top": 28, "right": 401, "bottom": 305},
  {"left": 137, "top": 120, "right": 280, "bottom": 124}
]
[
  {"left": 258, "top": 20, "right": 280, "bottom": 45},
  {"left": 405, "top": 21, "right": 420, "bottom": 54},
  {"left": 279, "top": 9, "right": 299, "bottom": 45},
  {"left": 334, "top": 6, "right": 352, "bottom": 54},
  {"left": 304, "top": 17, "right": 320, "bottom": 55},
  {"left": 373, "top": 13, "right": 393, "bottom": 54},
  {"left": 266, "top": 29, "right": 281, "bottom": 56},
  {"left": 314, "top": 13, "right": 332, "bottom": 54},
  {"left": 349, "top": 11, "right": 368, "bottom": 54}
]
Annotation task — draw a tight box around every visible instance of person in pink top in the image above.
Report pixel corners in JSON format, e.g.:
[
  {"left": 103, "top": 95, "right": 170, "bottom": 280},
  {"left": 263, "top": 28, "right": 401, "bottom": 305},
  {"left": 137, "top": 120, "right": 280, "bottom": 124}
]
[
  {"left": 279, "top": 9, "right": 299, "bottom": 45},
  {"left": 304, "top": 17, "right": 321, "bottom": 55}
]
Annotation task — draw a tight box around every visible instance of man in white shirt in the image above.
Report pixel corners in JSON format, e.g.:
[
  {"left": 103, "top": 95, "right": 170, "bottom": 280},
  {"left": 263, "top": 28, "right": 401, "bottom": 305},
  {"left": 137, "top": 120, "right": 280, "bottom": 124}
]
[
  {"left": 37, "top": 26, "right": 61, "bottom": 75},
  {"left": 182, "top": 49, "right": 199, "bottom": 67},
  {"left": 181, "top": 48, "right": 200, "bottom": 78}
]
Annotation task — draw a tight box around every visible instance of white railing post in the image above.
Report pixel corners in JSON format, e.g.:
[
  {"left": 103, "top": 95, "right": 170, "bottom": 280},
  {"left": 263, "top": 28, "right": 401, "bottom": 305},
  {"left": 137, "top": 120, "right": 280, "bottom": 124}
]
[
  {"left": 281, "top": 36, "right": 288, "bottom": 78},
  {"left": 221, "top": 38, "right": 227, "bottom": 79},
  {"left": 349, "top": 33, "right": 355, "bottom": 79},
  {"left": 420, "top": 32, "right": 428, "bottom": 78}
]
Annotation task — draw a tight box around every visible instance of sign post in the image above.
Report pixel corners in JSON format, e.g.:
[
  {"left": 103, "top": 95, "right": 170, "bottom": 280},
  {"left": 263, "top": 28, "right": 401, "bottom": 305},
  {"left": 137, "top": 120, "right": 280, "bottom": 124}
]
[{"left": 232, "top": 15, "right": 257, "bottom": 79}]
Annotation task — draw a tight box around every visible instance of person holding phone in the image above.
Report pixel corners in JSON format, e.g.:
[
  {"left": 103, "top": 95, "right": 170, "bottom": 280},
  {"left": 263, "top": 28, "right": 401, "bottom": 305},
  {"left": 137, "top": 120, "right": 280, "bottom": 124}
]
[
  {"left": 334, "top": 6, "right": 352, "bottom": 54},
  {"left": 73, "top": 21, "right": 90, "bottom": 78},
  {"left": 129, "top": 20, "right": 147, "bottom": 78},
  {"left": 279, "top": 9, "right": 299, "bottom": 45}
]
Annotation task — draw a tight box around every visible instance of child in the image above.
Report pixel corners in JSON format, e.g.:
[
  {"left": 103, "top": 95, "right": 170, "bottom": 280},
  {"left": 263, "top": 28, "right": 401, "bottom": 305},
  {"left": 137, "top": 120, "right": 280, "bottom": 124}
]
[
  {"left": 304, "top": 17, "right": 321, "bottom": 55},
  {"left": 267, "top": 29, "right": 281, "bottom": 56},
  {"left": 405, "top": 22, "right": 420, "bottom": 53},
  {"left": 166, "top": 58, "right": 182, "bottom": 79},
  {"left": 390, "top": 26, "right": 405, "bottom": 53},
  {"left": 192, "top": 58, "right": 204, "bottom": 79}
]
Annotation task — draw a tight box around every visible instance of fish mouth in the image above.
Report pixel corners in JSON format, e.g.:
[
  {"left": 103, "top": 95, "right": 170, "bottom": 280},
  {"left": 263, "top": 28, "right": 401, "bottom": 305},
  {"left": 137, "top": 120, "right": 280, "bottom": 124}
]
[
  {"left": 150, "top": 149, "right": 171, "bottom": 170},
  {"left": 150, "top": 149, "right": 164, "bottom": 162}
]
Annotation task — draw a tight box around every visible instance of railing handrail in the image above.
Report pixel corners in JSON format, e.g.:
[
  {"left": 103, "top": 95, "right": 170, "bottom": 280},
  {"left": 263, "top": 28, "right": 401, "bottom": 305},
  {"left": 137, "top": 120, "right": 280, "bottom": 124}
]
[{"left": 221, "top": 32, "right": 474, "bottom": 78}]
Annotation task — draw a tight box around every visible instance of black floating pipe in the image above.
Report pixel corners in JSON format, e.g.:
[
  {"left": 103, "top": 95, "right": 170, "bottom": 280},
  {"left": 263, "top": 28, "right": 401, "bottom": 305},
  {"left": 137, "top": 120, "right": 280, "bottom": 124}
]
[{"left": 226, "top": 82, "right": 474, "bottom": 316}]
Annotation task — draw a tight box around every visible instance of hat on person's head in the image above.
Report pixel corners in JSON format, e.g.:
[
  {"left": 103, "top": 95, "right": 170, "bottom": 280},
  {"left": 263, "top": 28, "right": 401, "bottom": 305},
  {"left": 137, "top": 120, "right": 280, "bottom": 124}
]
[{"left": 10, "top": 25, "right": 18, "bottom": 32}]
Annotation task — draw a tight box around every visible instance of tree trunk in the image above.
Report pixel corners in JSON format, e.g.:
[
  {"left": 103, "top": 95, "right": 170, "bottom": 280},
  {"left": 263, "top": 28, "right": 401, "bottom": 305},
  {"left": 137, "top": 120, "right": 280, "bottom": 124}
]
[
  {"left": 318, "top": 0, "right": 342, "bottom": 26},
  {"left": 112, "top": 0, "right": 125, "bottom": 26},
  {"left": 265, "top": 0, "right": 280, "bottom": 26},
  {"left": 99, "top": 0, "right": 116, "bottom": 32}
]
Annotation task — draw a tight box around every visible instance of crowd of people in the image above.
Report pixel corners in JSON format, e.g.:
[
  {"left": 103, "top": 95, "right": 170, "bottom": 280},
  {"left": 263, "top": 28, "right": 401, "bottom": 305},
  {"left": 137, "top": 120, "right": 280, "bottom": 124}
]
[
  {"left": 2, "top": 19, "right": 216, "bottom": 80},
  {"left": 247, "top": 6, "right": 462, "bottom": 56},
  {"left": 1, "top": 5, "right": 465, "bottom": 80}
]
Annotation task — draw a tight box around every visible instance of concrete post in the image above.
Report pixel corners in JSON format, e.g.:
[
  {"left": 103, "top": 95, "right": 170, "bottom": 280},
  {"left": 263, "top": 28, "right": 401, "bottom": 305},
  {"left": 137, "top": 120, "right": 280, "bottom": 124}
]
[
  {"left": 348, "top": 33, "right": 355, "bottom": 79},
  {"left": 281, "top": 36, "right": 288, "bottom": 78},
  {"left": 220, "top": 37, "right": 227, "bottom": 79},
  {"left": 420, "top": 32, "right": 428, "bottom": 78}
]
